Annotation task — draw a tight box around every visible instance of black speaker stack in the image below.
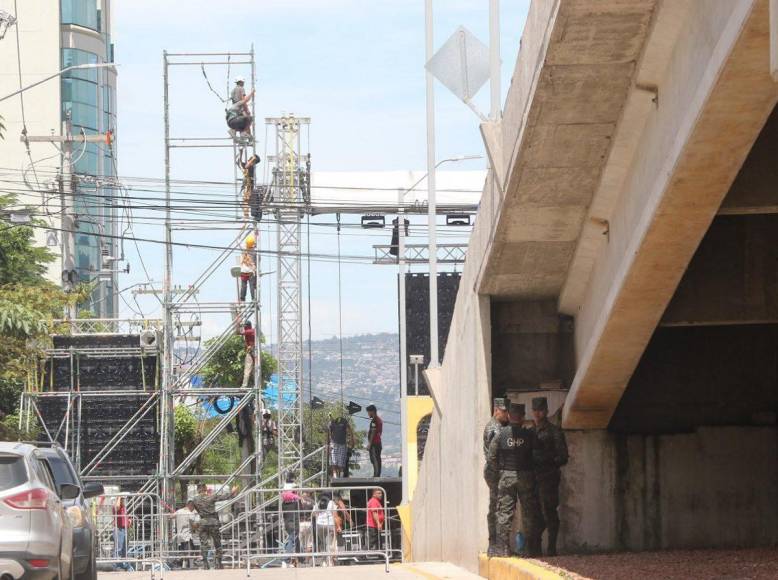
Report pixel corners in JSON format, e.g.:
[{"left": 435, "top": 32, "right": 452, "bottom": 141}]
[
  {"left": 402, "top": 272, "right": 461, "bottom": 396},
  {"left": 37, "top": 334, "right": 160, "bottom": 487}
]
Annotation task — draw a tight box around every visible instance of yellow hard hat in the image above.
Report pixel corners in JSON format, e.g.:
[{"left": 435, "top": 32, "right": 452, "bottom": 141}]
[{"left": 245, "top": 234, "right": 256, "bottom": 249}]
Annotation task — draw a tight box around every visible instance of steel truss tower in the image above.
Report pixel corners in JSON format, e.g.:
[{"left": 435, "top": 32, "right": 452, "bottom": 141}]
[{"left": 267, "top": 115, "right": 310, "bottom": 485}]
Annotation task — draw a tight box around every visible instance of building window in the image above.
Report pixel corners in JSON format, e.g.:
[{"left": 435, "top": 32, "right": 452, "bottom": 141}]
[
  {"left": 61, "top": 0, "right": 100, "bottom": 31},
  {"left": 62, "top": 49, "right": 100, "bottom": 158}
]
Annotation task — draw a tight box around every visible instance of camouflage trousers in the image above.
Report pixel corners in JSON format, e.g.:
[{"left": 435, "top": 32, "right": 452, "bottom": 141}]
[
  {"left": 198, "top": 522, "right": 223, "bottom": 568},
  {"left": 483, "top": 465, "right": 499, "bottom": 544},
  {"left": 536, "top": 468, "right": 561, "bottom": 537},
  {"left": 496, "top": 470, "right": 543, "bottom": 553}
]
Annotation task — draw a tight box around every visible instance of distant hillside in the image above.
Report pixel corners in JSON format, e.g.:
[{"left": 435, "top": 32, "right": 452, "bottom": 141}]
[{"left": 274, "top": 333, "right": 402, "bottom": 476}]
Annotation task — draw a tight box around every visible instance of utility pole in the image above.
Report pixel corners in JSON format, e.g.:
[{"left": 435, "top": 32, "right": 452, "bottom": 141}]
[
  {"left": 161, "top": 49, "right": 174, "bottom": 520},
  {"left": 61, "top": 113, "right": 76, "bottom": 320},
  {"left": 425, "top": 0, "right": 440, "bottom": 368},
  {"left": 22, "top": 112, "right": 112, "bottom": 319},
  {"left": 398, "top": 188, "right": 409, "bottom": 501}
]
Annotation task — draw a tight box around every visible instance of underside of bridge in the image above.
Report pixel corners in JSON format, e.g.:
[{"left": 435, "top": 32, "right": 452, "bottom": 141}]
[{"left": 410, "top": 0, "right": 778, "bottom": 572}]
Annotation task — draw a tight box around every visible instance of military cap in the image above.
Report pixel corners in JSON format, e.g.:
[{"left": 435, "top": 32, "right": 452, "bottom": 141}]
[
  {"left": 509, "top": 402, "right": 525, "bottom": 415},
  {"left": 493, "top": 397, "right": 508, "bottom": 410},
  {"left": 531, "top": 397, "right": 549, "bottom": 411}
]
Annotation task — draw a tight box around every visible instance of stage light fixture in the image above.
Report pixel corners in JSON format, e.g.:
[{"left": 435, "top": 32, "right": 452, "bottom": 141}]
[
  {"left": 361, "top": 214, "right": 386, "bottom": 229},
  {"left": 446, "top": 213, "right": 471, "bottom": 226}
]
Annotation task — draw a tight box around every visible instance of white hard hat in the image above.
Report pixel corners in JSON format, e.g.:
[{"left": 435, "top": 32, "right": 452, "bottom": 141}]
[{"left": 235, "top": 76, "right": 245, "bottom": 84}]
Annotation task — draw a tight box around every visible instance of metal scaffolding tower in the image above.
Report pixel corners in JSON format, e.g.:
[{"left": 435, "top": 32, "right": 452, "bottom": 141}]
[
  {"left": 160, "top": 49, "right": 260, "bottom": 513},
  {"left": 267, "top": 115, "right": 310, "bottom": 485}
]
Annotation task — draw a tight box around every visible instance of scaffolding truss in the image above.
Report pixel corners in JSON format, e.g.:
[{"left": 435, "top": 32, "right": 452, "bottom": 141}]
[{"left": 267, "top": 115, "right": 311, "bottom": 485}]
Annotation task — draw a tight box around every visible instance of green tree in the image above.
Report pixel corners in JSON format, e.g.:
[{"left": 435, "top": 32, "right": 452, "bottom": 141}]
[
  {"left": 200, "top": 334, "right": 276, "bottom": 388},
  {"left": 173, "top": 404, "right": 204, "bottom": 499},
  {"left": 0, "top": 194, "right": 86, "bottom": 440},
  {"left": 0, "top": 194, "right": 56, "bottom": 285}
]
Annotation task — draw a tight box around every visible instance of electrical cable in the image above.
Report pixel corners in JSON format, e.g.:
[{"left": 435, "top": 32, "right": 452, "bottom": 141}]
[
  {"left": 0, "top": 219, "right": 384, "bottom": 265},
  {"left": 336, "top": 213, "right": 344, "bottom": 407},
  {"left": 12, "top": 0, "right": 41, "bottom": 193}
]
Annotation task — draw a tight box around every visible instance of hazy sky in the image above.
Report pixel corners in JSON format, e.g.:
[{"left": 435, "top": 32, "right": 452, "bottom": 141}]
[{"left": 112, "top": 0, "right": 530, "bottom": 340}]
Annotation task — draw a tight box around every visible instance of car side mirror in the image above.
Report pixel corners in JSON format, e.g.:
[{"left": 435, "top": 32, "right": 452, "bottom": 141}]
[
  {"left": 82, "top": 482, "right": 104, "bottom": 499},
  {"left": 59, "top": 483, "right": 81, "bottom": 501}
]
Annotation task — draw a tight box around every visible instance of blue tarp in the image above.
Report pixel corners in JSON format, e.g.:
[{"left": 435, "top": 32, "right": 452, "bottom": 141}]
[
  {"left": 188, "top": 374, "right": 296, "bottom": 416},
  {"left": 262, "top": 374, "right": 298, "bottom": 409},
  {"left": 189, "top": 375, "right": 236, "bottom": 418}
]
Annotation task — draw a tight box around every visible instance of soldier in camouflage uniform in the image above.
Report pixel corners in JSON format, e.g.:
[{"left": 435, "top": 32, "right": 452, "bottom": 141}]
[
  {"left": 483, "top": 397, "right": 509, "bottom": 556},
  {"left": 487, "top": 403, "right": 543, "bottom": 557},
  {"left": 192, "top": 483, "right": 239, "bottom": 569},
  {"left": 531, "top": 396, "right": 568, "bottom": 556}
]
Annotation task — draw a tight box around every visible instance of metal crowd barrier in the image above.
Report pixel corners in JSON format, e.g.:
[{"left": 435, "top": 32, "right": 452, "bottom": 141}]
[
  {"left": 221, "top": 485, "right": 395, "bottom": 573},
  {"left": 89, "top": 485, "right": 398, "bottom": 574},
  {"left": 93, "top": 492, "right": 166, "bottom": 577}
]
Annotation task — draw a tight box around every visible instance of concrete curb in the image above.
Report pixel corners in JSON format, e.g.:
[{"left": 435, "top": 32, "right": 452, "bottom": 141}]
[
  {"left": 398, "top": 562, "right": 485, "bottom": 579},
  {"left": 478, "top": 554, "right": 564, "bottom": 579}
]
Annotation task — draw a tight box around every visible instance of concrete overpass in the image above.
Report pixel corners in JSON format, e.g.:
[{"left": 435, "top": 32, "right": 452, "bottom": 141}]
[{"left": 410, "top": 0, "right": 778, "bottom": 572}]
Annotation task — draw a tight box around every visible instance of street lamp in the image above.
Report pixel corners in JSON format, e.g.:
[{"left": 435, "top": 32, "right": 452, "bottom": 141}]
[
  {"left": 0, "top": 63, "right": 116, "bottom": 103},
  {"left": 401, "top": 155, "right": 483, "bottom": 200}
]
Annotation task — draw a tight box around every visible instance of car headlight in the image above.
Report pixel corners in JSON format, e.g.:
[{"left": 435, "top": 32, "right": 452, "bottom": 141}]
[{"left": 67, "top": 506, "right": 84, "bottom": 528}]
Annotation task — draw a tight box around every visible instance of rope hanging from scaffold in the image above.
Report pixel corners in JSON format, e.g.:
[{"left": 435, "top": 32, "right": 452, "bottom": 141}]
[{"left": 200, "top": 63, "right": 228, "bottom": 103}]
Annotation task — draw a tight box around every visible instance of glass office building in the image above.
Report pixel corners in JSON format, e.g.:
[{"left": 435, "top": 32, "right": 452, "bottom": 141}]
[{"left": 60, "top": 1, "right": 118, "bottom": 317}]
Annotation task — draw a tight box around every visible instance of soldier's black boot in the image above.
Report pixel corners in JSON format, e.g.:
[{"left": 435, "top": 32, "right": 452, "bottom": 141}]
[
  {"left": 527, "top": 536, "right": 543, "bottom": 558},
  {"left": 547, "top": 531, "right": 558, "bottom": 557},
  {"left": 215, "top": 558, "right": 224, "bottom": 570},
  {"left": 491, "top": 541, "right": 510, "bottom": 558}
]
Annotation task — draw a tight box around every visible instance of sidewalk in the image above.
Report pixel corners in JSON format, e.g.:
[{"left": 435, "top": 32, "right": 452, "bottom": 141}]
[{"left": 99, "top": 562, "right": 484, "bottom": 580}]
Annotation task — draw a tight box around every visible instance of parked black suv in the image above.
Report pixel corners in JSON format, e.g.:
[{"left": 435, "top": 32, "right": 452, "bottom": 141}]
[{"left": 36, "top": 445, "right": 103, "bottom": 580}]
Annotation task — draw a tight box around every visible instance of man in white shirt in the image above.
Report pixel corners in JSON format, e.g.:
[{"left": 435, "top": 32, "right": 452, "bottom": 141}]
[
  {"left": 175, "top": 500, "right": 198, "bottom": 569},
  {"left": 313, "top": 493, "right": 337, "bottom": 567}
]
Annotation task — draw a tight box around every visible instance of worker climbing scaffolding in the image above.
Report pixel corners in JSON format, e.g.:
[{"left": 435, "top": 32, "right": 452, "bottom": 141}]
[
  {"left": 226, "top": 88, "right": 255, "bottom": 141},
  {"left": 239, "top": 234, "right": 257, "bottom": 302},
  {"left": 240, "top": 154, "right": 261, "bottom": 219}
]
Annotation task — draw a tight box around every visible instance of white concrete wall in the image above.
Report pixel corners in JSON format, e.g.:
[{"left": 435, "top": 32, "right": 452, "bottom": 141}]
[
  {"left": 410, "top": 177, "right": 499, "bottom": 573},
  {"left": 0, "top": 0, "right": 63, "bottom": 283}
]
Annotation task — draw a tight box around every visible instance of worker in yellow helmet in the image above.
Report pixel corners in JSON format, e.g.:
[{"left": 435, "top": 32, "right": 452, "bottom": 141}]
[{"left": 240, "top": 235, "right": 256, "bottom": 302}]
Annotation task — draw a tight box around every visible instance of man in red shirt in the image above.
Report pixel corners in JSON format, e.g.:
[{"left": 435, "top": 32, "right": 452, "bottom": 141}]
[
  {"left": 238, "top": 321, "right": 256, "bottom": 389},
  {"left": 366, "top": 405, "right": 383, "bottom": 477},
  {"left": 113, "top": 496, "right": 131, "bottom": 570},
  {"left": 366, "top": 488, "right": 385, "bottom": 551}
]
